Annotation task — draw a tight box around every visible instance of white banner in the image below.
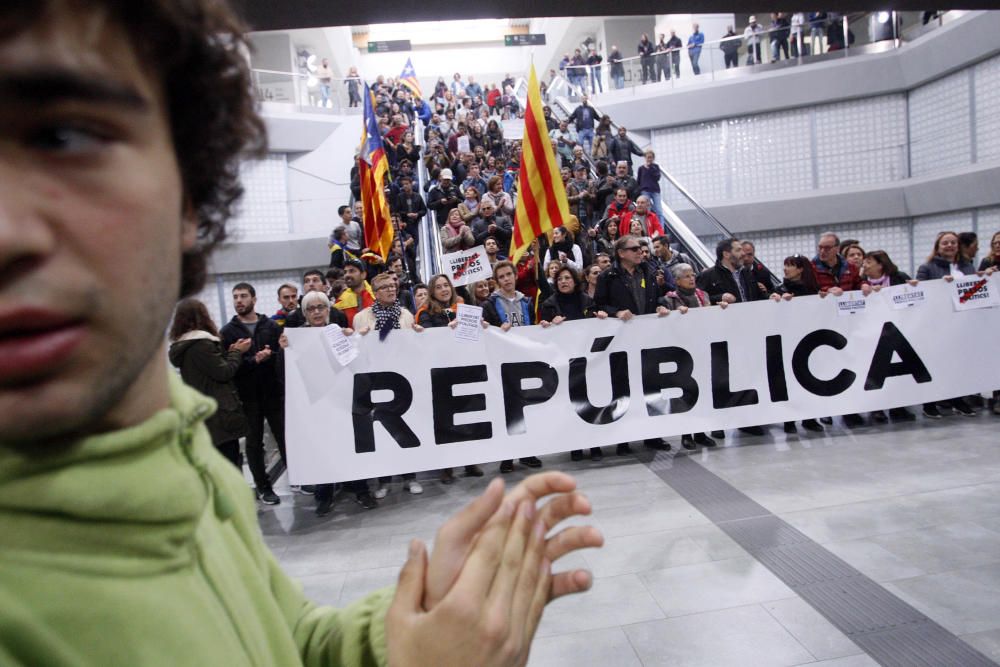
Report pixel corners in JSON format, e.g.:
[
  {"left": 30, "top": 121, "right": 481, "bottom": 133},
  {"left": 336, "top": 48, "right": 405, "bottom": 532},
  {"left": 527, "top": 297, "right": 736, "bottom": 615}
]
[
  {"left": 284, "top": 278, "right": 1000, "bottom": 483},
  {"left": 441, "top": 245, "right": 493, "bottom": 286}
]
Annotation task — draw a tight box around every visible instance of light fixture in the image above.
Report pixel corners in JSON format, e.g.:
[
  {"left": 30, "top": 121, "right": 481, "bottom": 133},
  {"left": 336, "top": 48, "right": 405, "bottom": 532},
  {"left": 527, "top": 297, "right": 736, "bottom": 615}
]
[{"left": 877, "top": 11, "right": 891, "bottom": 23}]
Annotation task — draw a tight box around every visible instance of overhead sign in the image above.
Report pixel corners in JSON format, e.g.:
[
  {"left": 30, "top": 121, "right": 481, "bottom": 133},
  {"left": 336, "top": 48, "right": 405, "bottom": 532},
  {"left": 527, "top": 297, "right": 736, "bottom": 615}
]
[
  {"left": 505, "top": 34, "right": 546, "bottom": 46},
  {"left": 284, "top": 278, "right": 1000, "bottom": 483},
  {"left": 367, "top": 40, "right": 411, "bottom": 53}
]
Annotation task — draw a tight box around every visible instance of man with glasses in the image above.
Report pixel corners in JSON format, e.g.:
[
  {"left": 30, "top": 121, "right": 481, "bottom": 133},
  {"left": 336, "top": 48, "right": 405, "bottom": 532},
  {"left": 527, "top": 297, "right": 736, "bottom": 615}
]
[
  {"left": 812, "top": 232, "right": 861, "bottom": 295},
  {"left": 595, "top": 235, "right": 672, "bottom": 454}
]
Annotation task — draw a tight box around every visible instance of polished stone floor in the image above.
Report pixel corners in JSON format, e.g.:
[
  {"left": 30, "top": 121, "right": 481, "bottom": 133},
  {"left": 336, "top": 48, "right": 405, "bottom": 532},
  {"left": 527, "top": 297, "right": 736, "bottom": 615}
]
[{"left": 259, "top": 407, "right": 1000, "bottom": 666}]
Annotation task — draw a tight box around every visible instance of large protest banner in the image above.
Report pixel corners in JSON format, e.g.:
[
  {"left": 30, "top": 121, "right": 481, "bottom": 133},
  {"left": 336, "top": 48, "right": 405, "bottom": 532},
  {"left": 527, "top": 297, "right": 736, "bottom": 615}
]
[{"left": 284, "top": 278, "right": 1000, "bottom": 483}]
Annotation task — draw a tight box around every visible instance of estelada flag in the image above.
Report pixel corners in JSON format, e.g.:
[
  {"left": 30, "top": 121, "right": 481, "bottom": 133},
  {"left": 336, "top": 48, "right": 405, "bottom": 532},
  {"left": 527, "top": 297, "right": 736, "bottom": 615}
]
[
  {"left": 358, "top": 83, "right": 394, "bottom": 260},
  {"left": 398, "top": 58, "right": 422, "bottom": 99},
  {"left": 510, "top": 65, "right": 570, "bottom": 264}
]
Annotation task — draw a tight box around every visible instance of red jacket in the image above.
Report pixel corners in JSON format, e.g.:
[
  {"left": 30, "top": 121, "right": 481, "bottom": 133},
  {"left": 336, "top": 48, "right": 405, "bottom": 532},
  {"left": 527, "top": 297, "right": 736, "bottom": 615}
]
[
  {"left": 486, "top": 88, "right": 501, "bottom": 108},
  {"left": 812, "top": 257, "right": 862, "bottom": 293},
  {"left": 621, "top": 210, "right": 664, "bottom": 238}
]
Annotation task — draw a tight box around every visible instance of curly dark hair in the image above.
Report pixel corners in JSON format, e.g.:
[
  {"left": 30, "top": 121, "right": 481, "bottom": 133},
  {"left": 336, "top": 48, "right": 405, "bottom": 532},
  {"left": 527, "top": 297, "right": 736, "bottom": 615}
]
[
  {"left": 169, "top": 298, "right": 220, "bottom": 341},
  {"left": 2, "top": 0, "right": 267, "bottom": 298}
]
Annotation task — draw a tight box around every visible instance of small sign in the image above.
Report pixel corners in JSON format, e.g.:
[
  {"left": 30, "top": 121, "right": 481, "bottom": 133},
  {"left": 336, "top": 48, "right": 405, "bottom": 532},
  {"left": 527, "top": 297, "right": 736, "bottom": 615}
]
[
  {"left": 884, "top": 283, "right": 927, "bottom": 310},
  {"left": 505, "top": 34, "right": 546, "bottom": 46},
  {"left": 836, "top": 291, "right": 867, "bottom": 316},
  {"left": 367, "top": 40, "right": 412, "bottom": 53},
  {"left": 454, "top": 304, "right": 484, "bottom": 343},
  {"left": 323, "top": 324, "right": 358, "bottom": 366},
  {"left": 951, "top": 275, "right": 1000, "bottom": 311},
  {"left": 442, "top": 245, "right": 493, "bottom": 287}
]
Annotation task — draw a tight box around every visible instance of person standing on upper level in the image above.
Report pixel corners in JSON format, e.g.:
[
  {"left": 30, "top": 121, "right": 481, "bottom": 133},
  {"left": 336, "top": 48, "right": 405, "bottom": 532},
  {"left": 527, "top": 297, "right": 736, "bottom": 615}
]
[{"left": 687, "top": 24, "right": 705, "bottom": 75}]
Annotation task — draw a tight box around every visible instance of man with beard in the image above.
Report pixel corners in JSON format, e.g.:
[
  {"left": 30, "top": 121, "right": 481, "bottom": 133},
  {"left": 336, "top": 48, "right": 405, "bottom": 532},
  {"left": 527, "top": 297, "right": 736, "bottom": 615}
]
[
  {"left": 334, "top": 258, "right": 376, "bottom": 327},
  {"left": 285, "top": 269, "right": 348, "bottom": 328},
  {"left": 220, "top": 283, "right": 286, "bottom": 505},
  {"left": 612, "top": 160, "right": 640, "bottom": 201},
  {"left": 608, "top": 128, "right": 644, "bottom": 174},
  {"left": 271, "top": 283, "right": 298, "bottom": 327},
  {"left": 427, "top": 168, "right": 461, "bottom": 225}
]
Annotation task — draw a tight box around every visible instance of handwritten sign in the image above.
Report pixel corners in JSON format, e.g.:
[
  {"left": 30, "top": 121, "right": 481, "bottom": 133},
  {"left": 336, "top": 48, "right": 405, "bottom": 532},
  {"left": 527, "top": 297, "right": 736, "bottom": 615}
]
[
  {"left": 454, "top": 304, "right": 484, "bottom": 343},
  {"left": 951, "top": 275, "right": 999, "bottom": 311},
  {"left": 323, "top": 324, "right": 358, "bottom": 366}
]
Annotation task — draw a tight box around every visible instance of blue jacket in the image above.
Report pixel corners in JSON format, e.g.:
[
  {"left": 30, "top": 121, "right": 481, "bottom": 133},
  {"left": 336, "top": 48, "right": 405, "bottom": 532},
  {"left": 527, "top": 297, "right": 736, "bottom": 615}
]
[{"left": 687, "top": 31, "right": 704, "bottom": 53}]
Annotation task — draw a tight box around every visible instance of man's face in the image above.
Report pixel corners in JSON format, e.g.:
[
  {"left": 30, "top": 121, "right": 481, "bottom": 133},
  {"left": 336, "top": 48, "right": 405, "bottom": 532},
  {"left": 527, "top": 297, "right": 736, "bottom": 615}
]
[
  {"left": 496, "top": 266, "right": 516, "bottom": 293},
  {"left": 817, "top": 236, "right": 838, "bottom": 265},
  {"left": 618, "top": 127, "right": 627, "bottom": 139},
  {"left": 635, "top": 198, "right": 648, "bottom": 214},
  {"left": 303, "top": 274, "right": 325, "bottom": 294},
  {"left": 729, "top": 242, "right": 744, "bottom": 265},
  {"left": 485, "top": 238, "right": 499, "bottom": 253},
  {"left": 353, "top": 202, "right": 363, "bottom": 218},
  {"left": 640, "top": 245, "right": 651, "bottom": 261},
  {"left": 344, "top": 265, "right": 363, "bottom": 289},
  {"left": 233, "top": 289, "right": 256, "bottom": 317},
  {"left": 615, "top": 189, "right": 628, "bottom": 204},
  {"left": 0, "top": 10, "right": 199, "bottom": 442},
  {"left": 597, "top": 254, "right": 611, "bottom": 270},
  {"left": 278, "top": 287, "right": 298, "bottom": 311},
  {"left": 480, "top": 203, "right": 495, "bottom": 218},
  {"left": 741, "top": 243, "right": 755, "bottom": 267},
  {"left": 559, "top": 121, "right": 568, "bottom": 131},
  {"left": 654, "top": 239, "right": 671, "bottom": 259},
  {"left": 390, "top": 258, "right": 404, "bottom": 275},
  {"left": 341, "top": 207, "right": 352, "bottom": 223},
  {"left": 616, "top": 163, "right": 628, "bottom": 177}
]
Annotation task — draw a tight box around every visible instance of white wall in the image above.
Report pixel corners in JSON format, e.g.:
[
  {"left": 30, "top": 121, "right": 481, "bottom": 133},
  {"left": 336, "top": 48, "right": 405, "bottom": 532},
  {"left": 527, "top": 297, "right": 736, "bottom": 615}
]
[{"left": 286, "top": 120, "right": 359, "bottom": 237}]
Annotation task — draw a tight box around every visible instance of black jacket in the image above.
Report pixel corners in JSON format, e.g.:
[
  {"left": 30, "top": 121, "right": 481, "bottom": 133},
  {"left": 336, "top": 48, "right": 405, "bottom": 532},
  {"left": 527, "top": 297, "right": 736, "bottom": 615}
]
[
  {"left": 219, "top": 314, "right": 285, "bottom": 402},
  {"left": 168, "top": 335, "right": 248, "bottom": 444},
  {"left": 746, "top": 259, "right": 778, "bottom": 294},
  {"left": 696, "top": 264, "right": 766, "bottom": 304},
  {"left": 539, "top": 292, "right": 597, "bottom": 322},
  {"left": 608, "top": 136, "right": 643, "bottom": 169},
  {"left": 594, "top": 261, "right": 662, "bottom": 316},
  {"left": 284, "top": 304, "right": 348, "bottom": 329},
  {"left": 428, "top": 183, "right": 461, "bottom": 224}
]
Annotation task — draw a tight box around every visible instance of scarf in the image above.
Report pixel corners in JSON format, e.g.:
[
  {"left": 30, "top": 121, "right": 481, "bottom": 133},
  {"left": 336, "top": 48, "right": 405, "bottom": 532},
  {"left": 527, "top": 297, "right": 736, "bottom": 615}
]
[
  {"left": 550, "top": 236, "right": 576, "bottom": 258},
  {"left": 372, "top": 301, "right": 402, "bottom": 341},
  {"left": 463, "top": 198, "right": 479, "bottom": 215},
  {"left": 867, "top": 273, "right": 891, "bottom": 288},
  {"left": 672, "top": 285, "right": 708, "bottom": 308}
]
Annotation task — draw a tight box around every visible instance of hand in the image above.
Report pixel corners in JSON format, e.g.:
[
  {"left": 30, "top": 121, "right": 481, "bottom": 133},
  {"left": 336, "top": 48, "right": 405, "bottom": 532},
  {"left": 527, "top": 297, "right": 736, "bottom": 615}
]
[
  {"left": 906, "top": 279, "right": 919, "bottom": 286},
  {"left": 769, "top": 293, "right": 781, "bottom": 302},
  {"left": 358, "top": 326, "right": 372, "bottom": 336},
  {"left": 983, "top": 267, "right": 996, "bottom": 276},
  {"left": 656, "top": 274, "right": 665, "bottom": 287},
  {"left": 551, "top": 315, "right": 566, "bottom": 325},
  {"left": 757, "top": 282, "right": 767, "bottom": 293},
  {"left": 387, "top": 498, "right": 550, "bottom": 667},
  {"left": 501, "top": 322, "right": 512, "bottom": 332},
  {"left": 481, "top": 319, "right": 490, "bottom": 329},
  {"left": 448, "top": 320, "right": 459, "bottom": 329},
  {"left": 558, "top": 252, "right": 567, "bottom": 262},
  {"left": 616, "top": 309, "right": 634, "bottom": 321},
  {"left": 656, "top": 305, "right": 669, "bottom": 317},
  {"left": 424, "top": 474, "right": 602, "bottom": 610},
  {"left": 539, "top": 320, "right": 551, "bottom": 328},
  {"left": 718, "top": 301, "right": 728, "bottom": 309},
  {"left": 230, "top": 337, "right": 252, "bottom": 353},
  {"left": 595, "top": 310, "right": 609, "bottom": 319},
  {"left": 943, "top": 275, "right": 955, "bottom": 282},
  {"left": 254, "top": 346, "right": 272, "bottom": 363},
  {"left": 277, "top": 334, "right": 289, "bottom": 349},
  {"left": 343, "top": 328, "right": 355, "bottom": 336},
  {"left": 678, "top": 305, "right": 689, "bottom": 314},
  {"left": 413, "top": 324, "right": 425, "bottom": 333},
  {"left": 782, "top": 293, "right": 793, "bottom": 301},
  {"left": 828, "top": 287, "right": 845, "bottom": 296},
  {"left": 861, "top": 284, "right": 873, "bottom": 297},
  {"left": 721, "top": 293, "right": 736, "bottom": 304}
]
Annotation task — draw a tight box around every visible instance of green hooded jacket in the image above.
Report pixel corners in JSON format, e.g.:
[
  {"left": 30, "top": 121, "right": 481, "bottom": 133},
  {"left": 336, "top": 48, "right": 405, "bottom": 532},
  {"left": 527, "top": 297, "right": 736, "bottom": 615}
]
[{"left": 0, "top": 372, "right": 391, "bottom": 666}]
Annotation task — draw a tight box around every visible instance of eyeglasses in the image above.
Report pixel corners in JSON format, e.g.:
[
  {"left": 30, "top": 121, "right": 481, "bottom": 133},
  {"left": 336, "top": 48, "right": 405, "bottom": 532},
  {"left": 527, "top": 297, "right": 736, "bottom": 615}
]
[
  {"left": 305, "top": 305, "right": 329, "bottom": 313},
  {"left": 376, "top": 285, "right": 398, "bottom": 292},
  {"left": 817, "top": 244, "right": 837, "bottom": 250}
]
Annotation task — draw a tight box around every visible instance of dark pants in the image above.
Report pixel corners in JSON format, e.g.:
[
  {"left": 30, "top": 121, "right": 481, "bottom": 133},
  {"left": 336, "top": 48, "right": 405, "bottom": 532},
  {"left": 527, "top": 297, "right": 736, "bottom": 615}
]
[
  {"left": 315, "top": 480, "right": 369, "bottom": 501},
  {"left": 641, "top": 57, "right": 655, "bottom": 83},
  {"left": 216, "top": 439, "right": 241, "bottom": 468},
  {"left": 655, "top": 57, "right": 669, "bottom": 81},
  {"left": 724, "top": 52, "right": 738, "bottom": 68},
  {"left": 243, "top": 397, "right": 286, "bottom": 490}
]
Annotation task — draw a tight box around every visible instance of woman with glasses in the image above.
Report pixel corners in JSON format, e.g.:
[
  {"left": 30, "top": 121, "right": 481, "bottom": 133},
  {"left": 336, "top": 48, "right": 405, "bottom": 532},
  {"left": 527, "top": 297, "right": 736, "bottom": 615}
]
[{"left": 980, "top": 231, "right": 1000, "bottom": 272}]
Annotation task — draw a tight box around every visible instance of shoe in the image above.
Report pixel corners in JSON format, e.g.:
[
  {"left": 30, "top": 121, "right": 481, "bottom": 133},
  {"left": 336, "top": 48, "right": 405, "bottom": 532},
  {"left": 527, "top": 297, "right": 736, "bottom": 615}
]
[
  {"left": 681, "top": 435, "right": 696, "bottom": 450},
  {"left": 936, "top": 402, "right": 954, "bottom": 416},
  {"left": 922, "top": 404, "right": 942, "bottom": 419},
  {"left": 464, "top": 465, "right": 484, "bottom": 477},
  {"left": 356, "top": 492, "right": 377, "bottom": 510},
  {"left": 820, "top": 416, "right": 833, "bottom": 425},
  {"left": 373, "top": 485, "right": 389, "bottom": 499},
  {"left": 694, "top": 433, "right": 716, "bottom": 447},
  {"left": 843, "top": 413, "right": 864, "bottom": 428},
  {"left": 967, "top": 394, "right": 985, "bottom": 408},
  {"left": 571, "top": 450, "right": 584, "bottom": 462},
  {"left": 738, "top": 426, "right": 765, "bottom": 436},
  {"left": 405, "top": 480, "right": 424, "bottom": 495},
  {"left": 315, "top": 495, "right": 334, "bottom": 516},
  {"left": 616, "top": 443, "right": 632, "bottom": 456},
  {"left": 440, "top": 468, "right": 455, "bottom": 484},
  {"left": 889, "top": 407, "right": 916, "bottom": 422},
  {"left": 643, "top": 438, "right": 671, "bottom": 451},
  {"left": 953, "top": 402, "right": 976, "bottom": 417},
  {"left": 499, "top": 460, "right": 514, "bottom": 473},
  {"left": 291, "top": 484, "right": 315, "bottom": 495},
  {"left": 590, "top": 447, "right": 604, "bottom": 461},
  {"left": 870, "top": 410, "right": 888, "bottom": 424},
  {"left": 783, "top": 421, "right": 796, "bottom": 434},
  {"left": 801, "top": 419, "right": 824, "bottom": 432},
  {"left": 256, "top": 487, "right": 280, "bottom": 505},
  {"left": 520, "top": 457, "right": 543, "bottom": 468},
  {"left": 711, "top": 430, "right": 725, "bottom": 439}
]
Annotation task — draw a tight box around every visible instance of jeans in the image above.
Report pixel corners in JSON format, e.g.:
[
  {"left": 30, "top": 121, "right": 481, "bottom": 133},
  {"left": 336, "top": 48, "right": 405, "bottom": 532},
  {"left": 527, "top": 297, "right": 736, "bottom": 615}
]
[
  {"left": 671, "top": 54, "right": 681, "bottom": 78},
  {"left": 747, "top": 43, "right": 762, "bottom": 64},
  {"left": 640, "top": 57, "right": 655, "bottom": 83},
  {"left": 578, "top": 128, "right": 595, "bottom": 155},
  {"left": 641, "top": 190, "right": 666, "bottom": 228},
  {"left": 689, "top": 50, "right": 701, "bottom": 75},
  {"left": 656, "top": 57, "right": 669, "bottom": 81},
  {"left": 590, "top": 67, "right": 603, "bottom": 93},
  {"left": 320, "top": 83, "right": 331, "bottom": 107},
  {"left": 242, "top": 397, "right": 286, "bottom": 490},
  {"left": 724, "top": 52, "right": 739, "bottom": 68},
  {"left": 613, "top": 74, "right": 625, "bottom": 89},
  {"left": 771, "top": 38, "right": 789, "bottom": 61}
]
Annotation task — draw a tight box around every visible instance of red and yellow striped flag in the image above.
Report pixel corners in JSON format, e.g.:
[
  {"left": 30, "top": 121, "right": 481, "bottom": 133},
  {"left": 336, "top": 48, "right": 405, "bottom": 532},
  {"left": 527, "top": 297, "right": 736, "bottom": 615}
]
[
  {"left": 510, "top": 65, "right": 570, "bottom": 264},
  {"left": 359, "top": 82, "right": 394, "bottom": 260}
]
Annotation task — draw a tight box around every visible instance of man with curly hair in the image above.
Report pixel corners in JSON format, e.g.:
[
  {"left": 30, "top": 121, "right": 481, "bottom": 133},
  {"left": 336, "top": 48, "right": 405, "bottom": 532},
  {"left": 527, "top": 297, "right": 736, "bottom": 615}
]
[{"left": 0, "top": 1, "right": 601, "bottom": 665}]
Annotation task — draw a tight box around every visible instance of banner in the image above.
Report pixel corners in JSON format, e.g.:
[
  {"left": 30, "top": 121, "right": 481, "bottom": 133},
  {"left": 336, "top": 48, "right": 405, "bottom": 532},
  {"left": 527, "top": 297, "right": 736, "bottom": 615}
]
[
  {"left": 441, "top": 245, "right": 493, "bottom": 286},
  {"left": 284, "top": 278, "right": 1000, "bottom": 483}
]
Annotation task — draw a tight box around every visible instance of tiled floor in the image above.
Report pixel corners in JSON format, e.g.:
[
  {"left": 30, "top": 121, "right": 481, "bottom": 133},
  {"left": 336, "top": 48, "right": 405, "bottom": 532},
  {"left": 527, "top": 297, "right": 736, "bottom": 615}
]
[{"left": 261, "top": 408, "right": 1000, "bottom": 666}]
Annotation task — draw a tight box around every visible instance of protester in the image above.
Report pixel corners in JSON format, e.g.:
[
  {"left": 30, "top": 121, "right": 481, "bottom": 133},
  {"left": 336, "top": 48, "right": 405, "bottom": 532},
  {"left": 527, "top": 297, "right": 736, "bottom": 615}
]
[
  {"left": 979, "top": 231, "right": 1000, "bottom": 271},
  {"left": 440, "top": 207, "right": 477, "bottom": 251},
  {"left": 546, "top": 226, "right": 585, "bottom": 271},
  {"left": 169, "top": 298, "right": 249, "bottom": 467},
  {"left": 595, "top": 236, "right": 673, "bottom": 453},
  {"left": 813, "top": 232, "right": 862, "bottom": 294},
  {"left": 636, "top": 150, "right": 666, "bottom": 226},
  {"left": 843, "top": 243, "right": 866, "bottom": 267},
  {"left": 741, "top": 240, "right": 777, "bottom": 294}
]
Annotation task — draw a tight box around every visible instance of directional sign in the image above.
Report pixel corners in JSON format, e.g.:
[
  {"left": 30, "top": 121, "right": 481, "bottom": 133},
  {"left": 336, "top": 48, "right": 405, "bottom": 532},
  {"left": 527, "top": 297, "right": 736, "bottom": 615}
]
[
  {"left": 504, "top": 34, "right": 546, "bottom": 46},
  {"left": 368, "top": 40, "right": 411, "bottom": 53}
]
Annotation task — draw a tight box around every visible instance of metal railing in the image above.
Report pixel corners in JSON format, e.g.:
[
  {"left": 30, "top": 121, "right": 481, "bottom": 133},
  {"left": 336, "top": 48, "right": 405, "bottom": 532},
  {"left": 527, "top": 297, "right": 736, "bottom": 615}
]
[
  {"left": 412, "top": 119, "right": 443, "bottom": 283},
  {"left": 251, "top": 68, "right": 364, "bottom": 114}
]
